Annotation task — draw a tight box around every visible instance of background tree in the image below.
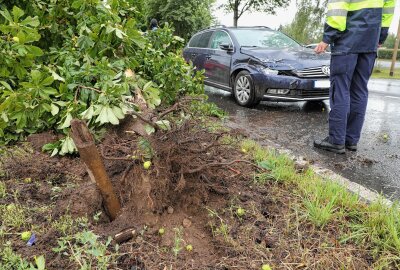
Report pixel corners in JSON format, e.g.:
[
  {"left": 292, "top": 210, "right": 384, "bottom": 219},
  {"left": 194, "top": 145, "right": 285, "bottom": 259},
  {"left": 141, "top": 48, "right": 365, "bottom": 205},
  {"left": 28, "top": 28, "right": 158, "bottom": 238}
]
[
  {"left": 221, "top": 0, "right": 289, "bottom": 27},
  {"left": 146, "top": 0, "right": 215, "bottom": 40},
  {"left": 280, "top": 0, "right": 327, "bottom": 44}
]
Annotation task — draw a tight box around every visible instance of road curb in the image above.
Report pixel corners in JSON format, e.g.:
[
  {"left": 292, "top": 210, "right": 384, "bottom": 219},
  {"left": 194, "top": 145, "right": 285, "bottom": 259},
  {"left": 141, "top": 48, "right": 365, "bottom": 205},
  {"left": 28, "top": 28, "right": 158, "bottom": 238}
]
[
  {"left": 224, "top": 119, "right": 393, "bottom": 205},
  {"left": 311, "top": 164, "right": 392, "bottom": 206},
  {"left": 255, "top": 134, "right": 393, "bottom": 206}
]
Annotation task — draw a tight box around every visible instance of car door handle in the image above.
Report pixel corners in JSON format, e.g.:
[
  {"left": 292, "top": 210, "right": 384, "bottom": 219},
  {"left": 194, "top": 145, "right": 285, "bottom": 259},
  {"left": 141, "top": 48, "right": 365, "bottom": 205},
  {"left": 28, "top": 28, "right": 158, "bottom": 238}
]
[
  {"left": 205, "top": 55, "right": 211, "bottom": 60},
  {"left": 191, "top": 53, "right": 198, "bottom": 57}
]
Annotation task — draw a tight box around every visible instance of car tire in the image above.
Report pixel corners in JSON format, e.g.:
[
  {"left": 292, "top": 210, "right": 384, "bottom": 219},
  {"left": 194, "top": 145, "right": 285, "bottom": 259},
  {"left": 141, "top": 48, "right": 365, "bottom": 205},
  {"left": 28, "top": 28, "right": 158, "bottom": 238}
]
[{"left": 233, "top": 71, "right": 260, "bottom": 107}]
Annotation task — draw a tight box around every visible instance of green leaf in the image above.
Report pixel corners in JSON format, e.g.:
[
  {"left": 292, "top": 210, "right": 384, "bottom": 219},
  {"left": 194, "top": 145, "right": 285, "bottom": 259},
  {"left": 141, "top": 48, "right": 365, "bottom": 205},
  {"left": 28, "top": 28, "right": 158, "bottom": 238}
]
[
  {"left": 21, "top": 16, "right": 40, "bottom": 27},
  {"left": 0, "top": 9, "right": 13, "bottom": 22},
  {"left": 258, "top": 160, "right": 274, "bottom": 170},
  {"left": 96, "top": 106, "right": 108, "bottom": 125},
  {"left": 41, "top": 76, "right": 54, "bottom": 86},
  {"left": 106, "top": 107, "right": 119, "bottom": 125},
  {"left": 0, "top": 81, "right": 12, "bottom": 91},
  {"left": 34, "top": 255, "right": 46, "bottom": 270},
  {"left": 66, "top": 137, "right": 76, "bottom": 153},
  {"left": 51, "top": 104, "right": 59, "bottom": 116},
  {"left": 156, "top": 120, "right": 171, "bottom": 131},
  {"left": 144, "top": 124, "right": 156, "bottom": 135},
  {"left": 14, "top": 64, "right": 27, "bottom": 79},
  {"left": 31, "top": 70, "right": 42, "bottom": 85},
  {"left": 112, "top": 106, "right": 125, "bottom": 120},
  {"left": 41, "top": 103, "right": 52, "bottom": 112},
  {"left": 26, "top": 45, "right": 43, "bottom": 56},
  {"left": 51, "top": 148, "right": 59, "bottom": 157},
  {"left": 72, "top": 0, "right": 84, "bottom": 9},
  {"left": 115, "top": 29, "right": 126, "bottom": 39},
  {"left": 77, "top": 35, "right": 94, "bottom": 50},
  {"left": 81, "top": 106, "right": 94, "bottom": 120},
  {"left": 12, "top": 6, "right": 24, "bottom": 21},
  {"left": 59, "top": 113, "right": 73, "bottom": 129},
  {"left": 50, "top": 71, "right": 65, "bottom": 82}
]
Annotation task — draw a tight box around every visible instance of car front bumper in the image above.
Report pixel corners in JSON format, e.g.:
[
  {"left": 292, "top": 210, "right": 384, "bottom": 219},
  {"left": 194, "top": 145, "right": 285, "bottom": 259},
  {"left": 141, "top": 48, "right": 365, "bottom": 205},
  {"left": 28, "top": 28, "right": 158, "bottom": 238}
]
[{"left": 251, "top": 73, "right": 330, "bottom": 101}]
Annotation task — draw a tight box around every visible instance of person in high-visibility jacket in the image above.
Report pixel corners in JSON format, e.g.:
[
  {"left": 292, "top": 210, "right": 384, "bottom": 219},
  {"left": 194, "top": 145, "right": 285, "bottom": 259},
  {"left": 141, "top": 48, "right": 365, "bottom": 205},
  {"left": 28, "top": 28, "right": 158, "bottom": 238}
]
[{"left": 314, "top": 0, "right": 397, "bottom": 154}]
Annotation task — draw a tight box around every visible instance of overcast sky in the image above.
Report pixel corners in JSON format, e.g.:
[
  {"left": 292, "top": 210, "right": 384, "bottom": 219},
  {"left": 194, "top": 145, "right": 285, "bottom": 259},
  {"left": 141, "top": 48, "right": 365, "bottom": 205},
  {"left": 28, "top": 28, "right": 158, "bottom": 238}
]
[{"left": 213, "top": 0, "right": 400, "bottom": 34}]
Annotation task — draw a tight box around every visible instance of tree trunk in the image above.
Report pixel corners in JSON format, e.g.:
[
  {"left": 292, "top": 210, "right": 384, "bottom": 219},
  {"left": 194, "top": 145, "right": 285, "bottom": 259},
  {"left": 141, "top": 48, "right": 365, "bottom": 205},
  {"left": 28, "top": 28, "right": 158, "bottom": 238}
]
[
  {"left": 70, "top": 119, "right": 121, "bottom": 221},
  {"left": 233, "top": 0, "right": 239, "bottom": 27}
]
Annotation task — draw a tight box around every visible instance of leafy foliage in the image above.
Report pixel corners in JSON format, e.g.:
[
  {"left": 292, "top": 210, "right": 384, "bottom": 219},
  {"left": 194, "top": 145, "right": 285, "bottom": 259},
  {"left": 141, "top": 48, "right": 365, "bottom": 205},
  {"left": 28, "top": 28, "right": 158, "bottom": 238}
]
[
  {"left": 220, "top": 0, "right": 290, "bottom": 26},
  {"left": 54, "top": 230, "right": 118, "bottom": 270},
  {"left": 146, "top": 0, "right": 215, "bottom": 40},
  {"left": 0, "top": 0, "right": 205, "bottom": 154},
  {"left": 280, "top": 0, "right": 327, "bottom": 44}
]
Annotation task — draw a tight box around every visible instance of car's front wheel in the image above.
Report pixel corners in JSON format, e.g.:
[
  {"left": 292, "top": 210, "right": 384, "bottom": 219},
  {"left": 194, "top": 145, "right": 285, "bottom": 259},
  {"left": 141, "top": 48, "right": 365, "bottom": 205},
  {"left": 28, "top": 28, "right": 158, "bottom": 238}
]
[{"left": 233, "top": 71, "right": 260, "bottom": 107}]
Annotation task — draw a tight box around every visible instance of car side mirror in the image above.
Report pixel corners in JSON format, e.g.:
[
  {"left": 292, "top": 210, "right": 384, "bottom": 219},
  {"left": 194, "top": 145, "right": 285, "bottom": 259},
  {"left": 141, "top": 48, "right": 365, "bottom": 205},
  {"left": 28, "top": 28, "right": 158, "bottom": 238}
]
[{"left": 219, "top": 43, "right": 233, "bottom": 52}]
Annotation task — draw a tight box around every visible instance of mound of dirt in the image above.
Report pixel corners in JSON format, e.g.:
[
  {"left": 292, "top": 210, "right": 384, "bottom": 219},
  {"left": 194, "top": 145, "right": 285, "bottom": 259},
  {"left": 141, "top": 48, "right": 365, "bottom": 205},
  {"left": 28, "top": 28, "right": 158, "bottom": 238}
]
[{"left": 0, "top": 120, "right": 373, "bottom": 269}]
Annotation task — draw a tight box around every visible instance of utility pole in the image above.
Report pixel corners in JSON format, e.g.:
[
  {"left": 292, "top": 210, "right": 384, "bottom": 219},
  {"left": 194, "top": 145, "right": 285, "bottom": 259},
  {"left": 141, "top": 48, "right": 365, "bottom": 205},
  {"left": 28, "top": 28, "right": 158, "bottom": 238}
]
[{"left": 390, "top": 16, "right": 400, "bottom": 77}]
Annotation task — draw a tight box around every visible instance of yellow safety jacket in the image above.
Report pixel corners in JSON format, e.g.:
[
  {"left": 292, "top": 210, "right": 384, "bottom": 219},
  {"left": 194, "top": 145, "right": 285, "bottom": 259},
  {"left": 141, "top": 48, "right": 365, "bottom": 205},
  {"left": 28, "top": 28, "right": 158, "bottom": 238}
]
[{"left": 323, "top": 0, "right": 397, "bottom": 54}]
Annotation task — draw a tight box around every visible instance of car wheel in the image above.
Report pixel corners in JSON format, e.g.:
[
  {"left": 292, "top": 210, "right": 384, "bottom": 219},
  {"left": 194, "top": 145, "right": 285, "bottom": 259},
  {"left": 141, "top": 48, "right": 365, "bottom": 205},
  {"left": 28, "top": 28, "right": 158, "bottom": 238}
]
[{"left": 233, "top": 71, "right": 259, "bottom": 107}]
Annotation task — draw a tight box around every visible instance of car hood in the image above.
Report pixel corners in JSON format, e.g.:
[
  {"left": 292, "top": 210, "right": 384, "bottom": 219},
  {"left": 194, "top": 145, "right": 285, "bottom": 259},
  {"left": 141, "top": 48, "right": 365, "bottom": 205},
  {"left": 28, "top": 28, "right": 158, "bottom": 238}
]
[{"left": 240, "top": 47, "right": 330, "bottom": 71}]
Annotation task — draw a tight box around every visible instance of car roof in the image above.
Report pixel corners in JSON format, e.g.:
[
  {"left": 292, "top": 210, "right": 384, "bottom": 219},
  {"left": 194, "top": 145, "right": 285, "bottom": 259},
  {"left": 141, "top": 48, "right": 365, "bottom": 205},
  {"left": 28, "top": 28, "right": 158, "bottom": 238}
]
[{"left": 199, "top": 25, "right": 272, "bottom": 32}]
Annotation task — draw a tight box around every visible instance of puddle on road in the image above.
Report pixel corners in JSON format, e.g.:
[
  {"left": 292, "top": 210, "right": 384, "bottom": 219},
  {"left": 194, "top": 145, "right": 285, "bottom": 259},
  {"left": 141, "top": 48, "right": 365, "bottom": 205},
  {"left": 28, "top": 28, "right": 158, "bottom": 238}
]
[{"left": 206, "top": 87, "right": 400, "bottom": 199}]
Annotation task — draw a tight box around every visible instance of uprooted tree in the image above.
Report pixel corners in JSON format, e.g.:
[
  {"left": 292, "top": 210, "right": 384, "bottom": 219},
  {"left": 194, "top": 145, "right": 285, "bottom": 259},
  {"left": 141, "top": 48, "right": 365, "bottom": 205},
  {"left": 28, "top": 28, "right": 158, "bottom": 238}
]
[{"left": 0, "top": 0, "right": 207, "bottom": 156}]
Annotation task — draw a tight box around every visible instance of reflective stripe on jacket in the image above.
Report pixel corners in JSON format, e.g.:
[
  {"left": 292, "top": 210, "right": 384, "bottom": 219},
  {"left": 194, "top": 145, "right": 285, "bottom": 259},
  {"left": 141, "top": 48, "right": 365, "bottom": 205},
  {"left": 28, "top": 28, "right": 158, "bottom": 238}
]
[{"left": 323, "top": 0, "right": 397, "bottom": 54}]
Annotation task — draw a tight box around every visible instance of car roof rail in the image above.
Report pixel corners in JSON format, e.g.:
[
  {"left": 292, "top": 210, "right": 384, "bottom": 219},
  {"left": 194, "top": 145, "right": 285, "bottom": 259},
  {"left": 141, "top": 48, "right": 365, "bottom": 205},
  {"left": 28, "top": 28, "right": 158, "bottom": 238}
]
[{"left": 199, "top": 24, "right": 227, "bottom": 32}]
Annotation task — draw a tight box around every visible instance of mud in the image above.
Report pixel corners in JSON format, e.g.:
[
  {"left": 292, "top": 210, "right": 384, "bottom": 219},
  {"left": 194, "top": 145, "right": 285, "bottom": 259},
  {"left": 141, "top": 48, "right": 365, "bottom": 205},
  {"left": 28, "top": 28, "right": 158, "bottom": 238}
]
[{"left": 0, "top": 119, "right": 374, "bottom": 269}]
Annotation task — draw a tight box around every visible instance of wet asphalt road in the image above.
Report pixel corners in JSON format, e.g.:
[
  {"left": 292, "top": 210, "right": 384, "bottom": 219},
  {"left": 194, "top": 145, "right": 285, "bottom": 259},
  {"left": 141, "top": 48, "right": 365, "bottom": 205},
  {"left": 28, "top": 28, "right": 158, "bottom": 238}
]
[{"left": 206, "top": 79, "right": 400, "bottom": 199}]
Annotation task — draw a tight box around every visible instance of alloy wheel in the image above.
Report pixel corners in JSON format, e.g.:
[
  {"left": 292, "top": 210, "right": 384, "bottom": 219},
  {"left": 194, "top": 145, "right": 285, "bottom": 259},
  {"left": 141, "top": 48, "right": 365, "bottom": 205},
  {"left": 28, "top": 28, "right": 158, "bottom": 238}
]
[{"left": 235, "top": 76, "right": 251, "bottom": 104}]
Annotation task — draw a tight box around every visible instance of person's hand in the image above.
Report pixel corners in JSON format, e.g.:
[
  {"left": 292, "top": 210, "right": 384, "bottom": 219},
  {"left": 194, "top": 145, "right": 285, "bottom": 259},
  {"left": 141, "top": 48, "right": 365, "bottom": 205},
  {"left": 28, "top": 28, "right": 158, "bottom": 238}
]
[{"left": 314, "top": 41, "right": 329, "bottom": 54}]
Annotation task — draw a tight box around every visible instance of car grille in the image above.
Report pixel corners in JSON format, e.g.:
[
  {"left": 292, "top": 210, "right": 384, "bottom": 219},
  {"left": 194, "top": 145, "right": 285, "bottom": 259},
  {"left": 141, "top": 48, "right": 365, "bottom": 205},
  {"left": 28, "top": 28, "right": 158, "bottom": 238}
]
[
  {"left": 300, "top": 89, "right": 329, "bottom": 98},
  {"left": 293, "top": 67, "right": 329, "bottom": 78}
]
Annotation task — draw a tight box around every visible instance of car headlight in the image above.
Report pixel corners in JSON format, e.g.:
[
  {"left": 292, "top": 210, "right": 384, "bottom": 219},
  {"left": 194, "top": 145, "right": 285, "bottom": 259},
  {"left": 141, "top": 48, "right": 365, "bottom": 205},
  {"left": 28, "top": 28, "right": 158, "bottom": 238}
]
[{"left": 259, "top": 66, "right": 279, "bottom": 76}]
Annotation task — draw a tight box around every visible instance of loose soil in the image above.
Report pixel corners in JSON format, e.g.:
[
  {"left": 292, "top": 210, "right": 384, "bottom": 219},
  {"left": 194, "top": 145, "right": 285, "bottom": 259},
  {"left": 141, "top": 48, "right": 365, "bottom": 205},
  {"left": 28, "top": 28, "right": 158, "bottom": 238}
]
[{"left": 0, "top": 120, "right": 373, "bottom": 269}]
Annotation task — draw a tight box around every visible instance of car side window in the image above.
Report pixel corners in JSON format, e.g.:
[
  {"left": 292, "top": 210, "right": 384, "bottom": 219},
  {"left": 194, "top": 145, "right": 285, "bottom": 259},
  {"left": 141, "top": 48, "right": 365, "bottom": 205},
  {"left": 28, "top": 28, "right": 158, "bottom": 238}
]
[
  {"left": 189, "top": 34, "right": 201, "bottom": 47},
  {"left": 210, "top": 31, "right": 232, "bottom": 49},
  {"left": 197, "top": 31, "right": 214, "bottom": 48}
]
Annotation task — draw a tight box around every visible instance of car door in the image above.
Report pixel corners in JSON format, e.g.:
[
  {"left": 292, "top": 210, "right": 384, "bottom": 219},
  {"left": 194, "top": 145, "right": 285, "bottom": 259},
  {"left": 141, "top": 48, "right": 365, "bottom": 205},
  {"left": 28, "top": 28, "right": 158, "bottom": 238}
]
[
  {"left": 183, "top": 31, "right": 214, "bottom": 73},
  {"left": 204, "top": 30, "right": 233, "bottom": 87}
]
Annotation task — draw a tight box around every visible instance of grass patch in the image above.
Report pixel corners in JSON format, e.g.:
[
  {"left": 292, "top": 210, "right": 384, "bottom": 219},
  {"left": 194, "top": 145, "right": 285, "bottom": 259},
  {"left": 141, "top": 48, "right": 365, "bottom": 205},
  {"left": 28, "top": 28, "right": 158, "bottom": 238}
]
[
  {"left": 242, "top": 138, "right": 400, "bottom": 267},
  {"left": 372, "top": 66, "right": 400, "bottom": 79},
  {"left": 0, "top": 204, "right": 27, "bottom": 229},
  {"left": 0, "top": 182, "right": 6, "bottom": 198},
  {"left": 51, "top": 215, "right": 88, "bottom": 236}
]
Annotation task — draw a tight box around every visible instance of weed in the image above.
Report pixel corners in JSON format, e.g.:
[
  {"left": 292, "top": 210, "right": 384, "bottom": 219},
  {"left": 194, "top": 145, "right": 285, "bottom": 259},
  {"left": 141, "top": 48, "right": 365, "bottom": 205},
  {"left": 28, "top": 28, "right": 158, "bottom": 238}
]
[
  {"left": 0, "top": 245, "right": 30, "bottom": 270},
  {"left": 207, "top": 207, "right": 230, "bottom": 241},
  {"left": 343, "top": 200, "right": 400, "bottom": 268},
  {"left": 303, "top": 196, "right": 337, "bottom": 228},
  {"left": 0, "top": 204, "right": 27, "bottom": 229},
  {"left": 240, "top": 139, "right": 258, "bottom": 155},
  {"left": 51, "top": 215, "right": 88, "bottom": 236},
  {"left": 220, "top": 135, "right": 238, "bottom": 146},
  {"left": 172, "top": 227, "right": 183, "bottom": 257},
  {"left": 0, "top": 243, "right": 45, "bottom": 270},
  {"left": 0, "top": 182, "right": 6, "bottom": 198},
  {"left": 53, "top": 230, "right": 119, "bottom": 270}
]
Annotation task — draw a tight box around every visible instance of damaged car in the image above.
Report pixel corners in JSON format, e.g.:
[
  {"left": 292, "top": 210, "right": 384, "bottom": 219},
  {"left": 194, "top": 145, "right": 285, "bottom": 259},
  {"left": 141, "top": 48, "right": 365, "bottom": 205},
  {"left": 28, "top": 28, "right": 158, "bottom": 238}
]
[{"left": 183, "top": 26, "right": 331, "bottom": 107}]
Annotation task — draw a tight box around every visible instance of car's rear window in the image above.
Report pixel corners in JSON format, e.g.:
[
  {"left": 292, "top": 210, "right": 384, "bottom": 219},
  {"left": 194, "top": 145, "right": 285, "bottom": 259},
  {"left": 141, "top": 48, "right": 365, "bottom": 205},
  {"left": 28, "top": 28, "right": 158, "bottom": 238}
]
[
  {"left": 230, "top": 29, "right": 300, "bottom": 49},
  {"left": 189, "top": 34, "right": 202, "bottom": 47},
  {"left": 189, "top": 31, "right": 214, "bottom": 48}
]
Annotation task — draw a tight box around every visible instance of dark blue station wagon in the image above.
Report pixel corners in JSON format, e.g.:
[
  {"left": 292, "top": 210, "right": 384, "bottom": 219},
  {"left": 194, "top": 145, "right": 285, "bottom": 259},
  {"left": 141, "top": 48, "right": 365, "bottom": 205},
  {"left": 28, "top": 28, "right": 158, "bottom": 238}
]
[{"left": 183, "top": 26, "right": 331, "bottom": 107}]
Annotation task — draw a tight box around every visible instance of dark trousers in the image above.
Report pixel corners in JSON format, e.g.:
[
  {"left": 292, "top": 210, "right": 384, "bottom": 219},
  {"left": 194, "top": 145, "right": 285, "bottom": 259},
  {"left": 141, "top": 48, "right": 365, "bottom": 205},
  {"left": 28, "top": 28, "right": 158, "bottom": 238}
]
[{"left": 328, "top": 53, "right": 376, "bottom": 145}]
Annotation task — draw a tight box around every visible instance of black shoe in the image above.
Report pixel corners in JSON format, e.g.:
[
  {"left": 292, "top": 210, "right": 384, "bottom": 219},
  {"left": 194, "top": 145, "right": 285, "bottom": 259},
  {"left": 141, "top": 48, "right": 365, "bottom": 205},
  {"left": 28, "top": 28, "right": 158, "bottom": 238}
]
[
  {"left": 314, "top": 137, "right": 345, "bottom": 154},
  {"left": 345, "top": 143, "right": 357, "bottom": 151}
]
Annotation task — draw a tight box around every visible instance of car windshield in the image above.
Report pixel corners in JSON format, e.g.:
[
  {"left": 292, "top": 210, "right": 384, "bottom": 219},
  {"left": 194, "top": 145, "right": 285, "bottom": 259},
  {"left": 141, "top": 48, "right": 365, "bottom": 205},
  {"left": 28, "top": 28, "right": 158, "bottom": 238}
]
[{"left": 230, "top": 29, "right": 301, "bottom": 49}]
